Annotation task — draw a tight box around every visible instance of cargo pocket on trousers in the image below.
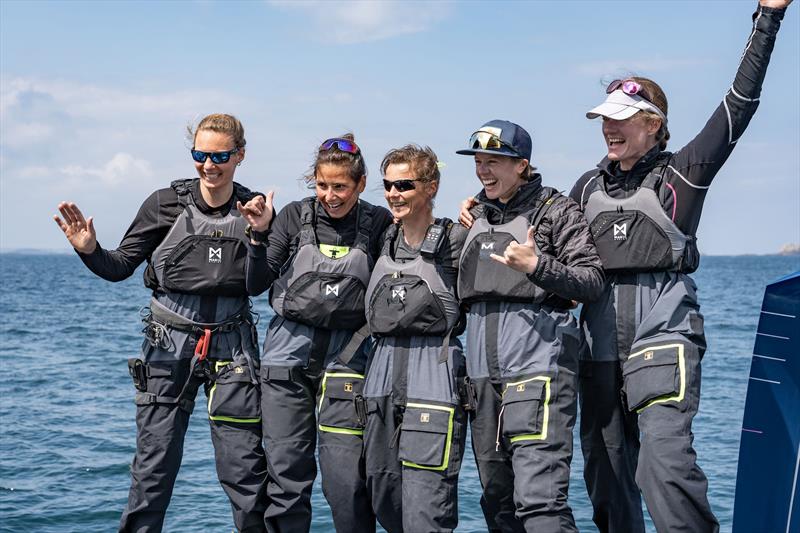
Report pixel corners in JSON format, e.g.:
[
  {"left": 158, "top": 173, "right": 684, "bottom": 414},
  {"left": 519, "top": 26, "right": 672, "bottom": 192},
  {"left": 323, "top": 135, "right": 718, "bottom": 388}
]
[
  {"left": 208, "top": 359, "right": 261, "bottom": 423},
  {"left": 501, "top": 376, "right": 550, "bottom": 443},
  {"left": 317, "top": 372, "right": 366, "bottom": 435},
  {"left": 398, "top": 403, "right": 454, "bottom": 471},
  {"left": 622, "top": 343, "right": 685, "bottom": 412}
]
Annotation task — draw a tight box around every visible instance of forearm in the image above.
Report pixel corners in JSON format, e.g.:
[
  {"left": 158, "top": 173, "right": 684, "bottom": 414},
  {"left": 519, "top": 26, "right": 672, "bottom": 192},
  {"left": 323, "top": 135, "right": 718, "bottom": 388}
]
[
  {"left": 245, "top": 243, "right": 277, "bottom": 296},
  {"left": 530, "top": 254, "right": 604, "bottom": 303},
  {"left": 77, "top": 243, "right": 142, "bottom": 282}
]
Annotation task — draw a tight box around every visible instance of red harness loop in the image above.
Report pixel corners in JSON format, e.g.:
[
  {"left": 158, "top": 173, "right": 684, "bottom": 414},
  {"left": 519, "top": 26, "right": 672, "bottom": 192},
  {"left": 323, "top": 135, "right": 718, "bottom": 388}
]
[{"left": 194, "top": 328, "right": 212, "bottom": 360}]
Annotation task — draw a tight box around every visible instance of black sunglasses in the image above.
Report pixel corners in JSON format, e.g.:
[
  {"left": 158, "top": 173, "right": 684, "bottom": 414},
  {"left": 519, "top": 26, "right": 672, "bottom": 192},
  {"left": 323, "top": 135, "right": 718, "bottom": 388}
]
[
  {"left": 383, "top": 179, "right": 422, "bottom": 192},
  {"left": 191, "top": 148, "right": 239, "bottom": 164}
]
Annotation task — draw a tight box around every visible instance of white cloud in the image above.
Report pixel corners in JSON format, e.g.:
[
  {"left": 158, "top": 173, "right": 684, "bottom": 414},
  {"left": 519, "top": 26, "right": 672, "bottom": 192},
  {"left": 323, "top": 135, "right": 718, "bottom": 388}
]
[
  {"left": 60, "top": 152, "right": 153, "bottom": 186},
  {"left": 268, "top": 0, "right": 451, "bottom": 44}
]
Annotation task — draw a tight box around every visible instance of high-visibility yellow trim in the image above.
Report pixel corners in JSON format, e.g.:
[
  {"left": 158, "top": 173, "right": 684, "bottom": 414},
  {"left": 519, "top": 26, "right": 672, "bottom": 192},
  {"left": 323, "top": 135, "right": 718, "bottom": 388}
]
[
  {"left": 208, "top": 360, "right": 261, "bottom": 424},
  {"left": 629, "top": 343, "right": 686, "bottom": 413},
  {"left": 401, "top": 403, "right": 455, "bottom": 471},
  {"left": 503, "top": 375, "right": 551, "bottom": 443},
  {"left": 317, "top": 371, "right": 365, "bottom": 436},
  {"left": 319, "top": 244, "right": 350, "bottom": 259}
]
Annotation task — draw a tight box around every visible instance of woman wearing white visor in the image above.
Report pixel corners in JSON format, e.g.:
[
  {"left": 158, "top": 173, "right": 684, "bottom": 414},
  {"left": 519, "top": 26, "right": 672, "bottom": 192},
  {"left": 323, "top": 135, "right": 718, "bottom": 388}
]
[{"left": 569, "top": 1, "right": 793, "bottom": 532}]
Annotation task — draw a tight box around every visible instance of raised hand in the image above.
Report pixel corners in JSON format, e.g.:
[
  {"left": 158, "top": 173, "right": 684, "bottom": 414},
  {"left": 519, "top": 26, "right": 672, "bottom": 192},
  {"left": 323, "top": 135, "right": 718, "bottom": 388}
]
[
  {"left": 490, "top": 226, "right": 540, "bottom": 274},
  {"left": 237, "top": 190, "right": 275, "bottom": 232},
  {"left": 459, "top": 196, "right": 477, "bottom": 228},
  {"left": 759, "top": 0, "right": 792, "bottom": 8},
  {"left": 53, "top": 202, "right": 97, "bottom": 254}
]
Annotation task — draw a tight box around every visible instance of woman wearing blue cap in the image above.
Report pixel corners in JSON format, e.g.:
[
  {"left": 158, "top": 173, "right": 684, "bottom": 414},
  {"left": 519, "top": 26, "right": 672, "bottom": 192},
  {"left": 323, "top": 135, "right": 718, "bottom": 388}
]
[
  {"left": 455, "top": 120, "right": 604, "bottom": 532},
  {"left": 570, "top": 1, "right": 793, "bottom": 532}
]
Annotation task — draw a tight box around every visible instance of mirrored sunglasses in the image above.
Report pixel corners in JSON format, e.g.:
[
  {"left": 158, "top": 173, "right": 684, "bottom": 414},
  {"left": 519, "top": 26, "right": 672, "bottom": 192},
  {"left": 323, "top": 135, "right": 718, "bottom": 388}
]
[
  {"left": 190, "top": 148, "right": 238, "bottom": 164},
  {"left": 320, "top": 138, "right": 360, "bottom": 154},
  {"left": 467, "top": 131, "right": 521, "bottom": 157},
  {"left": 606, "top": 79, "right": 653, "bottom": 103}
]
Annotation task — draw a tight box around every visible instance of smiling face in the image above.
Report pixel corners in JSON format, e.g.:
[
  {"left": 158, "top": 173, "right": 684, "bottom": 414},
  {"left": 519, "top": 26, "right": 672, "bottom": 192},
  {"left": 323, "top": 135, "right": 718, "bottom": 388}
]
[
  {"left": 193, "top": 129, "right": 243, "bottom": 205},
  {"left": 474, "top": 152, "right": 528, "bottom": 203},
  {"left": 315, "top": 163, "right": 365, "bottom": 219},
  {"left": 383, "top": 162, "right": 436, "bottom": 223},
  {"left": 602, "top": 113, "right": 661, "bottom": 171}
]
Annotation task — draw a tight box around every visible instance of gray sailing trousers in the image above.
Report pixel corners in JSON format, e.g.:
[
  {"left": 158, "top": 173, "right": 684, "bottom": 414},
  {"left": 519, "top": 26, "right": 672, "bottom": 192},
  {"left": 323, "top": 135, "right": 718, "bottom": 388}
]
[
  {"left": 119, "top": 356, "right": 267, "bottom": 533},
  {"left": 363, "top": 336, "right": 467, "bottom": 533},
  {"left": 466, "top": 302, "right": 580, "bottom": 533},
  {"left": 260, "top": 316, "right": 374, "bottom": 533},
  {"left": 579, "top": 273, "right": 719, "bottom": 533}
]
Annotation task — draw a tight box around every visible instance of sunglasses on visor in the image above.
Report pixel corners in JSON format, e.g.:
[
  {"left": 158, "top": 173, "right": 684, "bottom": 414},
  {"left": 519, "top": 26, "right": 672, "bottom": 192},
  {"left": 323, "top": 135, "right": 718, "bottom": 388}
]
[
  {"left": 467, "top": 131, "right": 521, "bottom": 157},
  {"left": 606, "top": 79, "right": 654, "bottom": 103},
  {"left": 190, "top": 148, "right": 239, "bottom": 164},
  {"left": 383, "top": 179, "right": 422, "bottom": 192},
  {"left": 320, "top": 138, "right": 360, "bottom": 154}
]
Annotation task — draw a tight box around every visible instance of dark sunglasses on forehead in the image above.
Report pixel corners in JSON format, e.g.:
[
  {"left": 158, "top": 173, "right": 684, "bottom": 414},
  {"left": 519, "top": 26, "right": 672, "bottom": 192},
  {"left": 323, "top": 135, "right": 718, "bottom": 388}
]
[
  {"left": 383, "top": 178, "right": 422, "bottom": 192},
  {"left": 190, "top": 148, "right": 239, "bottom": 164},
  {"left": 467, "top": 130, "right": 522, "bottom": 157},
  {"left": 320, "top": 138, "right": 360, "bottom": 154},
  {"left": 607, "top": 79, "right": 654, "bottom": 103}
]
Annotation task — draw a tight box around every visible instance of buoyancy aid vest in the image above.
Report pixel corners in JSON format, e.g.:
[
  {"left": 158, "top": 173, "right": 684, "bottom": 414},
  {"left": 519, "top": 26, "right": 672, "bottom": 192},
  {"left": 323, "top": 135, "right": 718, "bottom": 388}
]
[
  {"left": 270, "top": 197, "right": 374, "bottom": 331},
  {"left": 365, "top": 220, "right": 460, "bottom": 337},
  {"left": 458, "top": 187, "right": 558, "bottom": 304},
  {"left": 583, "top": 170, "right": 695, "bottom": 273},
  {"left": 149, "top": 179, "right": 250, "bottom": 296}
]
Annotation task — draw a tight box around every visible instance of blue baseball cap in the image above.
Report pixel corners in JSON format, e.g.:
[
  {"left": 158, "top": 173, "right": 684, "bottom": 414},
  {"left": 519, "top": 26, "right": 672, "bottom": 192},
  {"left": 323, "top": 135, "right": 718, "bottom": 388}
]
[{"left": 456, "top": 119, "right": 532, "bottom": 161}]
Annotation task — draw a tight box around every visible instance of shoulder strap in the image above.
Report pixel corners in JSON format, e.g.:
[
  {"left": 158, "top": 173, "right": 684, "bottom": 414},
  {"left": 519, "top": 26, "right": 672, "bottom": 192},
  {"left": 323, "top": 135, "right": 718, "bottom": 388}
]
[
  {"left": 170, "top": 179, "right": 195, "bottom": 208},
  {"left": 529, "top": 187, "right": 560, "bottom": 233},
  {"left": 381, "top": 222, "right": 401, "bottom": 258},
  {"left": 354, "top": 200, "right": 373, "bottom": 253}
]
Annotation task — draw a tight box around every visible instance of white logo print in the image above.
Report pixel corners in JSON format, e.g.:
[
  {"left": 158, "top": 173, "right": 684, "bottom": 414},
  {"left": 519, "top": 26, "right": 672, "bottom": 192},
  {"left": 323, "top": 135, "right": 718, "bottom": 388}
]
[
  {"left": 392, "top": 288, "right": 406, "bottom": 302},
  {"left": 480, "top": 242, "right": 494, "bottom": 250},
  {"left": 325, "top": 284, "right": 340, "bottom": 297},
  {"left": 613, "top": 223, "right": 627, "bottom": 241},
  {"left": 208, "top": 247, "right": 222, "bottom": 263}
]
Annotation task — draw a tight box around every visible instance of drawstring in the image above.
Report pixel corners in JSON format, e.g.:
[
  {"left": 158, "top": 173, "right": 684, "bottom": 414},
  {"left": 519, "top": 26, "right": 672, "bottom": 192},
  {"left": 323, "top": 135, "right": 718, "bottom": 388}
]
[{"left": 495, "top": 405, "right": 506, "bottom": 452}]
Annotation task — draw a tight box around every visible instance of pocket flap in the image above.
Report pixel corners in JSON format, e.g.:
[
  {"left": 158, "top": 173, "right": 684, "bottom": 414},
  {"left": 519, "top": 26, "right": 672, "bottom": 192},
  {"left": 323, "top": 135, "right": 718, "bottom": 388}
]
[
  {"left": 324, "top": 375, "right": 363, "bottom": 400},
  {"left": 402, "top": 406, "right": 450, "bottom": 434},
  {"left": 265, "top": 366, "right": 292, "bottom": 381},
  {"left": 147, "top": 364, "right": 173, "bottom": 378},
  {"left": 503, "top": 379, "right": 546, "bottom": 405},
  {"left": 623, "top": 345, "right": 680, "bottom": 375},
  {"left": 215, "top": 363, "right": 253, "bottom": 384}
]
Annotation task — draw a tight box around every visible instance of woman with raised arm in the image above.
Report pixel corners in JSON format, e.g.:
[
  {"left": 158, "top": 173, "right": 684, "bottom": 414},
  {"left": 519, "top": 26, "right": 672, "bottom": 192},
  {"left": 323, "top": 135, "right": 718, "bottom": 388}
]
[
  {"left": 54, "top": 113, "right": 269, "bottom": 532},
  {"left": 455, "top": 120, "right": 604, "bottom": 532},
  {"left": 569, "top": 1, "right": 793, "bottom": 531},
  {"left": 361, "top": 145, "right": 468, "bottom": 532},
  {"left": 240, "top": 134, "right": 393, "bottom": 532}
]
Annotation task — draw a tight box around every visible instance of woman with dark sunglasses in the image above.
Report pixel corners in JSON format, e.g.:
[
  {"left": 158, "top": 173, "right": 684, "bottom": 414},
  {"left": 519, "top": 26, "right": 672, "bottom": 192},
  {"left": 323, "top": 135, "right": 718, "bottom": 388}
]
[
  {"left": 240, "top": 134, "right": 393, "bottom": 532},
  {"left": 54, "top": 113, "right": 269, "bottom": 532},
  {"left": 359, "top": 144, "right": 468, "bottom": 532},
  {"left": 456, "top": 120, "right": 604, "bottom": 532},
  {"left": 569, "top": 1, "right": 793, "bottom": 532}
]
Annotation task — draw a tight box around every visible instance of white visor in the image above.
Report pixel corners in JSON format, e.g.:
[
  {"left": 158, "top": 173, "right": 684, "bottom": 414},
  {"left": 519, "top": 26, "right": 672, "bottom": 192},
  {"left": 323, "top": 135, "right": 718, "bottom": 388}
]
[{"left": 586, "top": 89, "right": 667, "bottom": 123}]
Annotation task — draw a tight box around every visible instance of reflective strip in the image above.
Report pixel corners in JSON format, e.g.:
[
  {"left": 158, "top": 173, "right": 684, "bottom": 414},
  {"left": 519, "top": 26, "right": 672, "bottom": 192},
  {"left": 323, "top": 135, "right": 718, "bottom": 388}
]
[
  {"left": 207, "top": 360, "right": 261, "bottom": 424},
  {"left": 318, "top": 244, "right": 351, "bottom": 259},
  {"left": 401, "top": 402, "right": 455, "bottom": 472},
  {"left": 629, "top": 343, "right": 686, "bottom": 412},
  {"left": 318, "top": 371, "right": 365, "bottom": 436},
  {"left": 503, "top": 376, "right": 551, "bottom": 443}
]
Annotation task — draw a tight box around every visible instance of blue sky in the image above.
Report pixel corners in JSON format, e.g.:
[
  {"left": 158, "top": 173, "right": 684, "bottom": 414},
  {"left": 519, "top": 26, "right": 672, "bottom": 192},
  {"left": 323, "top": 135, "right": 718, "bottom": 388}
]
[{"left": 1, "top": 0, "right": 798, "bottom": 255}]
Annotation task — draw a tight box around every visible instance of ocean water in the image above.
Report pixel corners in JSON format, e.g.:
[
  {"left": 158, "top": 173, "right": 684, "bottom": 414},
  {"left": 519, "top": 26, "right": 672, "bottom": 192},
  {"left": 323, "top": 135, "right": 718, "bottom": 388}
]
[{"left": 0, "top": 253, "right": 798, "bottom": 532}]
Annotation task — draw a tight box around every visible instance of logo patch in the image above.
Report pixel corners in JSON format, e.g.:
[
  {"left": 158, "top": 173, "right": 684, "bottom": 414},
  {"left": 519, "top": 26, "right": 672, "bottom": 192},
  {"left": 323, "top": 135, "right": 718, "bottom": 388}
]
[
  {"left": 208, "top": 247, "right": 222, "bottom": 263},
  {"left": 420, "top": 413, "right": 430, "bottom": 423},
  {"left": 613, "top": 223, "right": 627, "bottom": 241},
  {"left": 644, "top": 351, "right": 654, "bottom": 361},
  {"left": 344, "top": 382, "right": 353, "bottom": 393},
  {"left": 391, "top": 287, "right": 406, "bottom": 302},
  {"left": 324, "top": 283, "right": 340, "bottom": 297},
  {"left": 234, "top": 366, "right": 244, "bottom": 374},
  {"left": 516, "top": 383, "right": 526, "bottom": 392}
]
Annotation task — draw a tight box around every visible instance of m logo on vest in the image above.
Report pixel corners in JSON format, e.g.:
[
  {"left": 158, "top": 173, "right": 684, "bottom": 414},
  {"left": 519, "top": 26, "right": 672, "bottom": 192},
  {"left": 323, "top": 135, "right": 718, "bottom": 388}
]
[
  {"left": 479, "top": 241, "right": 495, "bottom": 259},
  {"left": 613, "top": 223, "right": 627, "bottom": 241},
  {"left": 391, "top": 286, "right": 406, "bottom": 303},
  {"left": 208, "top": 247, "right": 222, "bottom": 263},
  {"left": 324, "top": 283, "right": 340, "bottom": 298}
]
